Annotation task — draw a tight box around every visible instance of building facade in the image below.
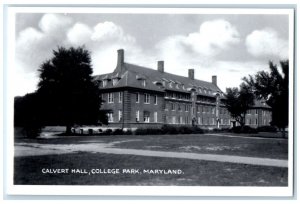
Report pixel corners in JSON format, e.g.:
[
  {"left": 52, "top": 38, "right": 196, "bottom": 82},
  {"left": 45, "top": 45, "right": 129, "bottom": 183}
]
[{"left": 94, "top": 49, "right": 271, "bottom": 129}]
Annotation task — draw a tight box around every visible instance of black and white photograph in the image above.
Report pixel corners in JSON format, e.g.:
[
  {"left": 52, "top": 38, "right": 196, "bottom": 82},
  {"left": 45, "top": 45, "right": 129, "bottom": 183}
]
[{"left": 3, "top": 4, "right": 295, "bottom": 197}]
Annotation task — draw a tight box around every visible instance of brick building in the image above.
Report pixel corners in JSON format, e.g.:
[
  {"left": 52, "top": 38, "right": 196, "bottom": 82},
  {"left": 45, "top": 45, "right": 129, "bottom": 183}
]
[{"left": 94, "top": 49, "right": 271, "bottom": 129}]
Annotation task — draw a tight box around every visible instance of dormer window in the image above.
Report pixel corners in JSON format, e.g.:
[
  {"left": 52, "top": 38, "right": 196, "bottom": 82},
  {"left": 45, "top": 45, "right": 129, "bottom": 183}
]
[
  {"left": 103, "top": 80, "right": 107, "bottom": 87},
  {"left": 112, "top": 78, "right": 119, "bottom": 86},
  {"left": 142, "top": 79, "right": 146, "bottom": 87}
]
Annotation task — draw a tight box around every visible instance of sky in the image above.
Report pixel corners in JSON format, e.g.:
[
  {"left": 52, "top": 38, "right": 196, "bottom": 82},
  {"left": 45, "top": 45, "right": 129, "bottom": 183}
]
[{"left": 14, "top": 12, "right": 290, "bottom": 96}]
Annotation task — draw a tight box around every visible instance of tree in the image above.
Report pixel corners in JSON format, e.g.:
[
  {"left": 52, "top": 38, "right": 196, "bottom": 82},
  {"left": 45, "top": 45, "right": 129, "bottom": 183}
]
[
  {"left": 224, "top": 83, "right": 255, "bottom": 127},
  {"left": 37, "top": 46, "right": 107, "bottom": 134},
  {"left": 243, "top": 60, "right": 288, "bottom": 136},
  {"left": 14, "top": 93, "right": 43, "bottom": 138}
]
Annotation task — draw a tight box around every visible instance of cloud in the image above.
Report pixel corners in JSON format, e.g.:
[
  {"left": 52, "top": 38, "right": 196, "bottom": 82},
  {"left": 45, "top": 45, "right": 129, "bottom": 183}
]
[
  {"left": 67, "top": 23, "right": 93, "bottom": 46},
  {"left": 91, "top": 21, "right": 135, "bottom": 44},
  {"left": 157, "top": 19, "right": 240, "bottom": 60},
  {"left": 39, "top": 13, "right": 73, "bottom": 35},
  {"left": 15, "top": 14, "right": 141, "bottom": 95},
  {"left": 245, "top": 28, "right": 288, "bottom": 59}
]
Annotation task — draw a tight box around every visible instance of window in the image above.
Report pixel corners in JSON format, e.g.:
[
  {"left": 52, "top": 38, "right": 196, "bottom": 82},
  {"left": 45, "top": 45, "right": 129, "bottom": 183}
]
[
  {"left": 108, "top": 93, "right": 114, "bottom": 103},
  {"left": 179, "top": 116, "right": 183, "bottom": 124},
  {"left": 107, "top": 112, "right": 113, "bottom": 122},
  {"left": 143, "top": 111, "right": 150, "bottom": 123},
  {"left": 211, "top": 118, "right": 215, "bottom": 125},
  {"left": 178, "top": 104, "right": 181, "bottom": 111},
  {"left": 119, "top": 92, "right": 123, "bottom": 103},
  {"left": 136, "top": 110, "right": 140, "bottom": 122},
  {"left": 255, "top": 109, "right": 258, "bottom": 114},
  {"left": 171, "top": 103, "right": 175, "bottom": 111},
  {"left": 256, "top": 119, "right": 258, "bottom": 125},
  {"left": 142, "top": 79, "right": 146, "bottom": 87},
  {"left": 112, "top": 79, "right": 119, "bottom": 86},
  {"left": 198, "top": 117, "right": 202, "bottom": 125},
  {"left": 144, "top": 93, "right": 150, "bottom": 104},
  {"left": 172, "top": 116, "right": 176, "bottom": 124},
  {"left": 212, "top": 108, "right": 215, "bottom": 114},
  {"left": 154, "top": 95, "right": 158, "bottom": 105},
  {"left": 103, "top": 80, "right": 107, "bottom": 87},
  {"left": 185, "top": 116, "right": 189, "bottom": 124},
  {"left": 118, "top": 110, "right": 122, "bottom": 122},
  {"left": 220, "top": 118, "right": 223, "bottom": 125},
  {"left": 136, "top": 93, "right": 139, "bottom": 103},
  {"left": 185, "top": 104, "right": 189, "bottom": 112},
  {"left": 154, "top": 112, "right": 158, "bottom": 123},
  {"left": 165, "top": 102, "right": 168, "bottom": 111}
]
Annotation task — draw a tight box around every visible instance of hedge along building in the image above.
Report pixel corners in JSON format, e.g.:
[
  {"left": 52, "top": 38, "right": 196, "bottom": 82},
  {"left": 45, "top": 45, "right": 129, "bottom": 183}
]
[{"left": 94, "top": 49, "right": 270, "bottom": 129}]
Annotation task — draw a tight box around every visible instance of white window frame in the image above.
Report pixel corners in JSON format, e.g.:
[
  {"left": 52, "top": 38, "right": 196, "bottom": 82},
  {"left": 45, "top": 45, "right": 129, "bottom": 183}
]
[
  {"left": 143, "top": 111, "right": 150, "bottom": 123},
  {"left": 103, "top": 80, "right": 107, "bottom": 87},
  {"left": 144, "top": 93, "right": 150, "bottom": 104},
  {"left": 154, "top": 95, "right": 158, "bottom": 105},
  {"left": 112, "top": 78, "right": 118, "bottom": 86},
  {"left": 136, "top": 93, "right": 139, "bottom": 103},
  {"left": 107, "top": 113, "right": 113, "bottom": 122},
  {"left": 119, "top": 92, "right": 123, "bottom": 103},
  {"left": 136, "top": 110, "right": 140, "bottom": 122},
  {"left": 108, "top": 93, "right": 114, "bottom": 103},
  {"left": 154, "top": 112, "right": 158, "bottom": 123},
  {"left": 172, "top": 116, "right": 176, "bottom": 124},
  {"left": 171, "top": 103, "right": 175, "bottom": 111},
  {"left": 118, "top": 110, "right": 122, "bottom": 122}
]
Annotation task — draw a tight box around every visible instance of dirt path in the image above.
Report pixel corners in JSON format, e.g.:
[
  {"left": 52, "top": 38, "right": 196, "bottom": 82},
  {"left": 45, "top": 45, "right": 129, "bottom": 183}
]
[{"left": 14, "top": 139, "right": 288, "bottom": 168}]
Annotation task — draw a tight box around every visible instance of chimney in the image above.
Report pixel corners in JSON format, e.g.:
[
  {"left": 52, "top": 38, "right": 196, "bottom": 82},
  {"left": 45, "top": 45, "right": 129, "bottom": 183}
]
[
  {"left": 157, "top": 61, "right": 164, "bottom": 73},
  {"left": 188, "top": 69, "right": 194, "bottom": 80},
  {"left": 212, "top": 75, "right": 217, "bottom": 86},
  {"left": 117, "top": 49, "right": 124, "bottom": 67}
]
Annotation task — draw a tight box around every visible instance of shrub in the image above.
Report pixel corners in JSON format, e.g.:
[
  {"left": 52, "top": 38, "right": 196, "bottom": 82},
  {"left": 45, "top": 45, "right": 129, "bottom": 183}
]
[
  {"left": 103, "top": 129, "right": 113, "bottom": 135},
  {"left": 112, "top": 129, "right": 124, "bottom": 135},
  {"left": 22, "top": 126, "right": 42, "bottom": 138},
  {"left": 134, "top": 128, "right": 162, "bottom": 135},
  {"left": 256, "top": 126, "right": 277, "bottom": 132},
  {"left": 231, "top": 126, "right": 258, "bottom": 134},
  {"left": 178, "top": 126, "right": 193, "bottom": 134},
  {"left": 123, "top": 129, "right": 133, "bottom": 135},
  {"left": 211, "top": 128, "right": 231, "bottom": 133},
  {"left": 191, "top": 126, "right": 204, "bottom": 134},
  {"left": 134, "top": 125, "right": 204, "bottom": 135},
  {"left": 161, "top": 125, "right": 178, "bottom": 134}
]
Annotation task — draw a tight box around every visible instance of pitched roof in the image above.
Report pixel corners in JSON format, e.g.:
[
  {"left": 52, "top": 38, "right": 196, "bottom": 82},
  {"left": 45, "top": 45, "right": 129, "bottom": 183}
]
[{"left": 94, "top": 62, "right": 223, "bottom": 96}]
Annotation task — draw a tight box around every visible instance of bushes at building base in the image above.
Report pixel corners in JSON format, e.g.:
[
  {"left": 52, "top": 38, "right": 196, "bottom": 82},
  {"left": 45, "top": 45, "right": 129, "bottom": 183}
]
[
  {"left": 256, "top": 126, "right": 277, "bottom": 132},
  {"left": 230, "top": 126, "right": 258, "bottom": 134},
  {"left": 134, "top": 125, "right": 204, "bottom": 135}
]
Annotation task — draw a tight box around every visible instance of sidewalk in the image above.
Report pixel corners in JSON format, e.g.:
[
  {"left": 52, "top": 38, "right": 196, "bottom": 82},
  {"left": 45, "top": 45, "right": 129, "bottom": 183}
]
[{"left": 14, "top": 142, "right": 288, "bottom": 168}]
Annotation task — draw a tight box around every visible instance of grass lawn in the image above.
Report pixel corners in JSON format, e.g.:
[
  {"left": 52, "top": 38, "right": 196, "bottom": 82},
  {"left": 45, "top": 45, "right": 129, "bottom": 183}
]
[
  {"left": 14, "top": 132, "right": 288, "bottom": 186},
  {"left": 109, "top": 134, "right": 288, "bottom": 160},
  {"left": 15, "top": 133, "right": 288, "bottom": 160},
  {"left": 14, "top": 152, "right": 287, "bottom": 186}
]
